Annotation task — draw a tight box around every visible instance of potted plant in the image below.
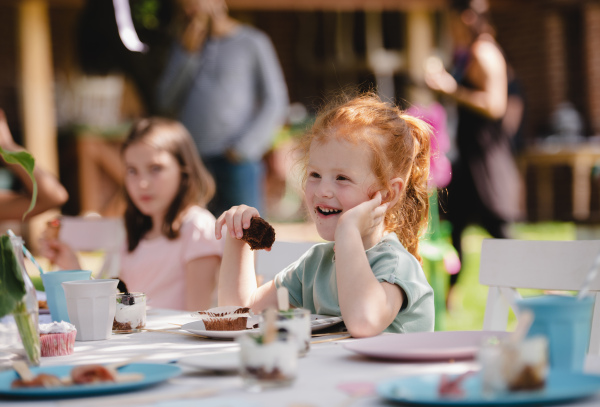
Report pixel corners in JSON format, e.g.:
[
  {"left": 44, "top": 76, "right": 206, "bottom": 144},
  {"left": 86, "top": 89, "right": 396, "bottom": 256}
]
[{"left": 0, "top": 146, "right": 41, "bottom": 365}]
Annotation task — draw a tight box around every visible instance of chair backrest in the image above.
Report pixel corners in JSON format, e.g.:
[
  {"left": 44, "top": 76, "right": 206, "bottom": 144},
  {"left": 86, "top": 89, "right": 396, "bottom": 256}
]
[
  {"left": 255, "top": 240, "right": 316, "bottom": 284},
  {"left": 58, "top": 216, "right": 126, "bottom": 279},
  {"left": 479, "top": 238, "right": 600, "bottom": 355}
]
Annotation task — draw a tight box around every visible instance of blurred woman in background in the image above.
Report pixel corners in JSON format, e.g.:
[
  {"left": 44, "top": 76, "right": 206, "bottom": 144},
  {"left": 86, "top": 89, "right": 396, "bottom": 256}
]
[{"left": 425, "top": 0, "right": 524, "bottom": 301}]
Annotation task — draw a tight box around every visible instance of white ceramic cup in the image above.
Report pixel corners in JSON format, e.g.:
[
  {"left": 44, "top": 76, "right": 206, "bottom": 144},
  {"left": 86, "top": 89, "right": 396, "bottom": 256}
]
[{"left": 62, "top": 279, "right": 119, "bottom": 341}]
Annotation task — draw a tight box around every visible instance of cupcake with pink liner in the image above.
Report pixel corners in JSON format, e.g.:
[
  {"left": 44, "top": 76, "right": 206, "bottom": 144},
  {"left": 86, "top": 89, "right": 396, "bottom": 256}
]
[{"left": 39, "top": 321, "right": 77, "bottom": 357}]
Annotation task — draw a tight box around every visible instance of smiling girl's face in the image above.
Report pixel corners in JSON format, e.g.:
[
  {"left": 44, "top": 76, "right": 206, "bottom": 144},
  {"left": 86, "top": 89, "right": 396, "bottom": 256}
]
[
  {"left": 304, "top": 138, "right": 380, "bottom": 241},
  {"left": 124, "top": 142, "right": 182, "bottom": 223}
]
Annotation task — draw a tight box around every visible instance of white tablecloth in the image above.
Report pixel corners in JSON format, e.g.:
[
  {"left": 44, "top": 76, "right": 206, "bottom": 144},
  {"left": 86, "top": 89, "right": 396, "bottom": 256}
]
[{"left": 2, "top": 308, "right": 600, "bottom": 407}]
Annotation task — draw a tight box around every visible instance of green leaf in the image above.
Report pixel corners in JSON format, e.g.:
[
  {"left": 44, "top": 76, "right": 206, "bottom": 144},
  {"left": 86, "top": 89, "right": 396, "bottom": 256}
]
[
  {"left": 0, "top": 147, "right": 37, "bottom": 220},
  {"left": 0, "top": 235, "right": 26, "bottom": 318}
]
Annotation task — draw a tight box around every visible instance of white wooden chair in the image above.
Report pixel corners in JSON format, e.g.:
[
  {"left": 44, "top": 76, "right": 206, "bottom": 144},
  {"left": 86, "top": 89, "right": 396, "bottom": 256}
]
[
  {"left": 479, "top": 238, "right": 600, "bottom": 355},
  {"left": 58, "top": 215, "right": 125, "bottom": 279},
  {"left": 255, "top": 240, "right": 316, "bottom": 284}
]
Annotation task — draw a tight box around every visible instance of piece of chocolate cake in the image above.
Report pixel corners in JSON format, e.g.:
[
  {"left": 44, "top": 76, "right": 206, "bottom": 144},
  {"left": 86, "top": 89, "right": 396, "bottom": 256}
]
[
  {"left": 242, "top": 217, "right": 276, "bottom": 250},
  {"left": 193, "top": 306, "right": 253, "bottom": 331}
]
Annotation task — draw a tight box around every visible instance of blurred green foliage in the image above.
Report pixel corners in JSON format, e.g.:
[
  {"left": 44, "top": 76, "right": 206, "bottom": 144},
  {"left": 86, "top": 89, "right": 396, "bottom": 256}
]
[{"left": 132, "top": 0, "right": 161, "bottom": 30}]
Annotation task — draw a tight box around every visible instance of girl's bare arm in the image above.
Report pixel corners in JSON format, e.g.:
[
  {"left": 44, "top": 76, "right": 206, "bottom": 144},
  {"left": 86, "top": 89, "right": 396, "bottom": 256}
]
[
  {"left": 334, "top": 226, "right": 404, "bottom": 338},
  {"left": 455, "top": 40, "right": 507, "bottom": 119},
  {"left": 185, "top": 255, "right": 221, "bottom": 310},
  {"left": 334, "top": 192, "right": 403, "bottom": 337},
  {"left": 425, "top": 40, "right": 507, "bottom": 120},
  {"left": 215, "top": 206, "right": 278, "bottom": 311}
]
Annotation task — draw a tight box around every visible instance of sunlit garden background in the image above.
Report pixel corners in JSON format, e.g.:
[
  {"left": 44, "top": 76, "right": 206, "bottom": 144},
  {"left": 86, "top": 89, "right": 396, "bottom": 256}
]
[{"left": 4, "top": 1, "right": 597, "bottom": 341}]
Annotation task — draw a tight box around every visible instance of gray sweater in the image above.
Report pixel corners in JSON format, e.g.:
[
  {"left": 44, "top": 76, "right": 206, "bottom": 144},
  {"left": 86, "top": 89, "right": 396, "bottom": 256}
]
[{"left": 157, "top": 25, "right": 289, "bottom": 162}]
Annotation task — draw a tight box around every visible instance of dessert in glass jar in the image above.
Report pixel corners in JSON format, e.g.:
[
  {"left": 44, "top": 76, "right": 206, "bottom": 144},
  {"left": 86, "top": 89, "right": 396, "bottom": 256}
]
[
  {"left": 237, "top": 329, "right": 297, "bottom": 391},
  {"left": 112, "top": 293, "right": 146, "bottom": 333},
  {"left": 260, "top": 308, "right": 311, "bottom": 357}
]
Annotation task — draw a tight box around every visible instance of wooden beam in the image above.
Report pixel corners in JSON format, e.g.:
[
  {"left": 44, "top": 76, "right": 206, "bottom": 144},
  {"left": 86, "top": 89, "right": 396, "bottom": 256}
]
[
  {"left": 18, "top": 0, "right": 57, "bottom": 175},
  {"left": 2, "top": 0, "right": 442, "bottom": 10},
  {"left": 0, "top": 0, "right": 83, "bottom": 6},
  {"left": 406, "top": 10, "right": 435, "bottom": 105},
  {"left": 227, "top": 0, "right": 447, "bottom": 11},
  {"left": 18, "top": 0, "right": 59, "bottom": 249}
]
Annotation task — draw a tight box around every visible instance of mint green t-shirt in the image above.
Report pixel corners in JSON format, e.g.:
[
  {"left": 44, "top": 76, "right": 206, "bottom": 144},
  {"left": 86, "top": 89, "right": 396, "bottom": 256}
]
[{"left": 273, "top": 233, "right": 434, "bottom": 333}]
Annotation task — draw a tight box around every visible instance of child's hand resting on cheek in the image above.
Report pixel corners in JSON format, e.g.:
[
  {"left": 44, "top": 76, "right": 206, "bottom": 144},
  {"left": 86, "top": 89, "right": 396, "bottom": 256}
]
[{"left": 335, "top": 191, "right": 389, "bottom": 241}]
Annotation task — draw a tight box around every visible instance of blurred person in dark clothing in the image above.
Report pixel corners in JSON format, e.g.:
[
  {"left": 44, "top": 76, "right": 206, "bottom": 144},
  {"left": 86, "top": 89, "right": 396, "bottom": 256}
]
[
  {"left": 157, "top": 0, "right": 289, "bottom": 217},
  {"left": 425, "top": 0, "right": 524, "bottom": 298}
]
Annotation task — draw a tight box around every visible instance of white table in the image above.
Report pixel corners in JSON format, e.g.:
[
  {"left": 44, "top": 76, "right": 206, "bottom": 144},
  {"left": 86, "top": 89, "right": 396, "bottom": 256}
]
[{"left": 2, "top": 308, "right": 600, "bottom": 407}]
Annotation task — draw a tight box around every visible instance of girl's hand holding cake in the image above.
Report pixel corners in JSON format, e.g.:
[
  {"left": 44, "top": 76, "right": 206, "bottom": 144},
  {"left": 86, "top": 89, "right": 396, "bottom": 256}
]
[
  {"left": 215, "top": 205, "right": 275, "bottom": 251},
  {"left": 216, "top": 205, "right": 260, "bottom": 240},
  {"left": 45, "top": 218, "right": 61, "bottom": 240},
  {"left": 39, "top": 217, "right": 81, "bottom": 270},
  {"left": 38, "top": 236, "right": 81, "bottom": 271}
]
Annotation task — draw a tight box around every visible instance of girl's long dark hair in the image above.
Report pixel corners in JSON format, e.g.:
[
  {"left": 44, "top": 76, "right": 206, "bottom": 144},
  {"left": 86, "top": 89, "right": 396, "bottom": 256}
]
[{"left": 122, "top": 117, "right": 215, "bottom": 252}]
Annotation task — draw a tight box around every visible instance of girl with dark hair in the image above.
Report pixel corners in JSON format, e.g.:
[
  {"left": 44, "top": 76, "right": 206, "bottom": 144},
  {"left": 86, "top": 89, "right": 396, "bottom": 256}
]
[{"left": 41, "top": 118, "right": 223, "bottom": 311}]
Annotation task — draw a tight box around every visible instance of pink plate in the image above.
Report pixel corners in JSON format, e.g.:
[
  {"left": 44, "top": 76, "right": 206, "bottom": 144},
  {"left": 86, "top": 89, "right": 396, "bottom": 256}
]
[{"left": 342, "top": 330, "right": 509, "bottom": 361}]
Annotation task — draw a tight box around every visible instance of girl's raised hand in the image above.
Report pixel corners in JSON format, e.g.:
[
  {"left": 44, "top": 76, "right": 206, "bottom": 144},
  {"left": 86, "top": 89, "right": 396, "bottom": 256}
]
[
  {"left": 38, "top": 237, "right": 81, "bottom": 270},
  {"left": 215, "top": 205, "right": 260, "bottom": 240},
  {"left": 335, "top": 191, "right": 388, "bottom": 240}
]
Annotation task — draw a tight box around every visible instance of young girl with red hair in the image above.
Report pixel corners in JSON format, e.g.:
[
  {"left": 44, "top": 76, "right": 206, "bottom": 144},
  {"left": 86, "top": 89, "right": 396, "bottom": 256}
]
[{"left": 216, "top": 93, "right": 434, "bottom": 337}]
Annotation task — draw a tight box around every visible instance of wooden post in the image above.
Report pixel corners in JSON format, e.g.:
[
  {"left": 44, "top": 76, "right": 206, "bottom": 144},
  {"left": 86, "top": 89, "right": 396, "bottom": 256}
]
[
  {"left": 544, "top": 10, "right": 567, "bottom": 114},
  {"left": 583, "top": 2, "right": 600, "bottom": 135},
  {"left": 406, "top": 9, "right": 434, "bottom": 105},
  {"left": 18, "top": 0, "right": 59, "bottom": 251}
]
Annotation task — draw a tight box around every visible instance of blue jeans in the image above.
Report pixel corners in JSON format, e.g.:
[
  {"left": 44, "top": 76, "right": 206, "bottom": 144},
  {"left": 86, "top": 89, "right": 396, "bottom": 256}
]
[{"left": 203, "top": 156, "right": 265, "bottom": 218}]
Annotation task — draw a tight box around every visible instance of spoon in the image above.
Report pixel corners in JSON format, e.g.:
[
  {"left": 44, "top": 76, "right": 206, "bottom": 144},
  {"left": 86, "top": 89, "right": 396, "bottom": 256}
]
[
  {"left": 60, "top": 354, "right": 149, "bottom": 385},
  {"left": 510, "top": 310, "right": 534, "bottom": 343},
  {"left": 12, "top": 360, "right": 34, "bottom": 382},
  {"left": 105, "top": 354, "right": 148, "bottom": 370},
  {"left": 277, "top": 286, "right": 289, "bottom": 311},
  {"left": 577, "top": 249, "right": 600, "bottom": 300},
  {"left": 262, "top": 308, "right": 278, "bottom": 344}
]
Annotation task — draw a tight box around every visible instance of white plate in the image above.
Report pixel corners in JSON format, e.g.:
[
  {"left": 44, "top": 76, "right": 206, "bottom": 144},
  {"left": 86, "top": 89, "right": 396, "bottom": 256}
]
[
  {"left": 178, "top": 349, "right": 240, "bottom": 372},
  {"left": 181, "top": 318, "right": 260, "bottom": 339},
  {"left": 343, "top": 331, "right": 509, "bottom": 361},
  {"left": 311, "top": 314, "right": 343, "bottom": 331},
  {"left": 181, "top": 314, "right": 343, "bottom": 339}
]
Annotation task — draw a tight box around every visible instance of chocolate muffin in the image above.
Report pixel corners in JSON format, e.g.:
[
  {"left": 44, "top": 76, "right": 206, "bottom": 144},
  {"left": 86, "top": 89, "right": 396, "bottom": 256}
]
[
  {"left": 194, "top": 306, "right": 253, "bottom": 331},
  {"left": 242, "top": 217, "right": 276, "bottom": 250}
]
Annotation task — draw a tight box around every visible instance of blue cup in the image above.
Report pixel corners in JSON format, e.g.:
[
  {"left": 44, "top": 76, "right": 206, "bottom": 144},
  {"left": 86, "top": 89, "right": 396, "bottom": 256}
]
[
  {"left": 517, "top": 295, "right": 593, "bottom": 371},
  {"left": 40, "top": 270, "right": 92, "bottom": 323}
]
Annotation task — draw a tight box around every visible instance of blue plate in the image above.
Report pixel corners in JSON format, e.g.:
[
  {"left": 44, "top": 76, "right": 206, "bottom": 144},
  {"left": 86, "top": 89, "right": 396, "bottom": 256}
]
[
  {"left": 0, "top": 363, "right": 181, "bottom": 399},
  {"left": 378, "top": 371, "right": 600, "bottom": 405}
]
